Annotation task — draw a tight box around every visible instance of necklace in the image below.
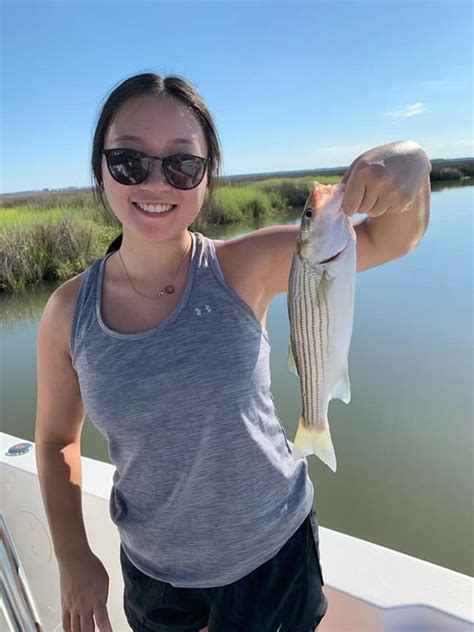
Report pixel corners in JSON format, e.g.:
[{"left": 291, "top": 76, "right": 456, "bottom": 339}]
[{"left": 118, "top": 233, "right": 192, "bottom": 300}]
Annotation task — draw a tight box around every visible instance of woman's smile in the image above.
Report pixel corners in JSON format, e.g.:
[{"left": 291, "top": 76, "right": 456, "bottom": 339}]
[{"left": 132, "top": 201, "right": 177, "bottom": 217}]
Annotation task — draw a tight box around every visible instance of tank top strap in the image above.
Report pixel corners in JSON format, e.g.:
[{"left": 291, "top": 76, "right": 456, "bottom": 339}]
[
  {"left": 70, "top": 257, "right": 102, "bottom": 364},
  {"left": 196, "top": 232, "right": 225, "bottom": 282}
]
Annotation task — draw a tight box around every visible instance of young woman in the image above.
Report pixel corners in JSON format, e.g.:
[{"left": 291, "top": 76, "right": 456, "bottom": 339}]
[{"left": 35, "top": 72, "right": 431, "bottom": 632}]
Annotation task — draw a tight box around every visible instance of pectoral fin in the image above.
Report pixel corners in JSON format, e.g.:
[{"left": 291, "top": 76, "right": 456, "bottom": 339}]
[
  {"left": 331, "top": 368, "right": 351, "bottom": 404},
  {"left": 288, "top": 342, "right": 299, "bottom": 376}
]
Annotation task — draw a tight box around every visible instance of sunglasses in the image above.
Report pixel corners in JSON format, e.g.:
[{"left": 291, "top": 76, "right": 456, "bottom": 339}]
[{"left": 102, "top": 148, "right": 209, "bottom": 189}]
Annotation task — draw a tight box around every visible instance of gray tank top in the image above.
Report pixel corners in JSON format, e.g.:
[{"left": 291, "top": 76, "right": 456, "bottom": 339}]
[{"left": 71, "top": 230, "right": 315, "bottom": 588}]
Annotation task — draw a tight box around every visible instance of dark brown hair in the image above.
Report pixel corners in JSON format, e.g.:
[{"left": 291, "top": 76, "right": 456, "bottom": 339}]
[{"left": 90, "top": 72, "right": 223, "bottom": 253}]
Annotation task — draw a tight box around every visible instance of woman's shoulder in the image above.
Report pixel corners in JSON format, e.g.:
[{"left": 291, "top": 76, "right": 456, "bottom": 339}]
[
  {"left": 55, "top": 270, "right": 87, "bottom": 302},
  {"left": 42, "top": 261, "right": 99, "bottom": 358},
  {"left": 210, "top": 232, "right": 266, "bottom": 287},
  {"left": 211, "top": 237, "right": 241, "bottom": 281},
  {"left": 210, "top": 226, "right": 298, "bottom": 301},
  {"left": 53, "top": 256, "right": 102, "bottom": 309}
]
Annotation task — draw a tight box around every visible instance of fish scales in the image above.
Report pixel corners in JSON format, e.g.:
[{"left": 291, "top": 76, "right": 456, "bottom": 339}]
[
  {"left": 290, "top": 257, "right": 328, "bottom": 426},
  {"left": 287, "top": 181, "right": 357, "bottom": 472}
]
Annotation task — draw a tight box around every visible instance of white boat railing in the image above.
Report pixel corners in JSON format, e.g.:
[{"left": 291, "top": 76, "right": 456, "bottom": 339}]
[{"left": 1, "top": 513, "right": 42, "bottom": 631}]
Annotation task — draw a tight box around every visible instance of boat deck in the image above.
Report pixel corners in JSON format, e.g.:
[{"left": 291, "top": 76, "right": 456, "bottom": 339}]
[{"left": 2, "top": 432, "right": 472, "bottom": 631}]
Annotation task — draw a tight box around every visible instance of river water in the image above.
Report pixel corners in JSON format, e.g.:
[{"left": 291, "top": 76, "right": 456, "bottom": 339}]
[{"left": 1, "top": 181, "right": 472, "bottom": 576}]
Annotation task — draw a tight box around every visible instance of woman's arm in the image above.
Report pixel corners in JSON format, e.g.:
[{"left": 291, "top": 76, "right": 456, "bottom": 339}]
[
  {"left": 35, "top": 280, "right": 92, "bottom": 565},
  {"left": 35, "top": 443, "right": 91, "bottom": 563}
]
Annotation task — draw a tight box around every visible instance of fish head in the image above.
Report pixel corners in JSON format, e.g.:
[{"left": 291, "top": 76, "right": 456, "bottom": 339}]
[{"left": 297, "top": 180, "right": 348, "bottom": 265}]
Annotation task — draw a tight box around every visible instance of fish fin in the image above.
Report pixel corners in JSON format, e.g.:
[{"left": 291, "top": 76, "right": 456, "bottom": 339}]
[
  {"left": 288, "top": 342, "right": 299, "bottom": 376},
  {"left": 331, "top": 369, "right": 351, "bottom": 404},
  {"left": 324, "top": 267, "right": 336, "bottom": 281},
  {"left": 291, "top": 416, "right": 337, "bottom": 472},
  {"left": 312, "top": 181, "right": 333, "bottom": 206}
]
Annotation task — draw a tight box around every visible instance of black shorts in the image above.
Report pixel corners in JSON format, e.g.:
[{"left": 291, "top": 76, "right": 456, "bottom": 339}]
[{"left": 120, "top": 507, "right": 328, "bottom": 632}]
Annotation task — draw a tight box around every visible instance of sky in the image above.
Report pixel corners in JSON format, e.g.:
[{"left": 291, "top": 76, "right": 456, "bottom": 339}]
[{"left": 1, "top": 0, "right": 472, "bottom": 194}]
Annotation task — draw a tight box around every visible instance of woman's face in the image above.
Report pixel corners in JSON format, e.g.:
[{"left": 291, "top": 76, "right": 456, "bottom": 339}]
[{"left": 102, "top": 94, "right": 209, "bottom": 243}]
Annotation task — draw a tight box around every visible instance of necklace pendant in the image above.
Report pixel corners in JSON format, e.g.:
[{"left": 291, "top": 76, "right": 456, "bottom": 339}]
[{"left": 164, "top": 285, "right": 175, "bottom": 294}]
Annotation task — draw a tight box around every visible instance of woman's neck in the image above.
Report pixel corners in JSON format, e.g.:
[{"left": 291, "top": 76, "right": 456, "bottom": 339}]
[{"left": 111, "top": 229, "right": 193, "bottom": 287}]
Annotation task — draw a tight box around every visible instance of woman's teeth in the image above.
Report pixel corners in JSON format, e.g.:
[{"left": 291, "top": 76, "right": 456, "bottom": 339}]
[{"left": 135, "top": 202, "right": 175, "bottom": 213}]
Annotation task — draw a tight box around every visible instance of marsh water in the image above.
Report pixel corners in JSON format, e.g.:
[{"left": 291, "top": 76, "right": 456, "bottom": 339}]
[{"left": 1, "top": 180, "right": 472, "bottom": 576}]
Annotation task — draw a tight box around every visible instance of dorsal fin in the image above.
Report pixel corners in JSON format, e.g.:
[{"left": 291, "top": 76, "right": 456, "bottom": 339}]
[{"left": 312, "top": 181, "right": 333, "bottom": 207}]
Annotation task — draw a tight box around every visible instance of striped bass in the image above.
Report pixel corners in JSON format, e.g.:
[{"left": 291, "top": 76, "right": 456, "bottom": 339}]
[{"left": 288, "top": 181, "right": 357, "bottom": 472}]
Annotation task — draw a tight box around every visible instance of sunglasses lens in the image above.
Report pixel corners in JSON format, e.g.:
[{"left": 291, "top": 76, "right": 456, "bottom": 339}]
[
  {"left": 164, "top": 155, "right": 206, "bottom": 189},
  {"left": 106, "top": 150, "right": 148, "bottom": 185},
  {"left": 105, "top": 150, "right": 206, "bottom": 189}
]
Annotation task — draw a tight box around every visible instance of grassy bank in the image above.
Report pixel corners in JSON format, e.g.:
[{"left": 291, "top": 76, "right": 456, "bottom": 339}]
[
  {"left": 0, "top": 175, "right": 337, "bottom": 294},
  {"left": 2, "top": 159, "right": 472, "bottom": 294}
]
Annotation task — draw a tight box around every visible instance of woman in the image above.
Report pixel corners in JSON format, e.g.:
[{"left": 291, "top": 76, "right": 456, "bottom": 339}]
[{"left": 35, "top": 71, "right": 431, "bottom": 632}]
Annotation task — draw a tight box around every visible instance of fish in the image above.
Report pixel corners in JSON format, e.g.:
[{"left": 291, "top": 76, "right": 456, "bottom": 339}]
[{"left": 287, "top": 180, "right": 357, "bottom": 472}]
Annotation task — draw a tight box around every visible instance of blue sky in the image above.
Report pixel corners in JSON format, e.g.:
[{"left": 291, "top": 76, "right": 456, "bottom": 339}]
[{"left": 1, "top": 0, "right": 472, "bottom": 194}]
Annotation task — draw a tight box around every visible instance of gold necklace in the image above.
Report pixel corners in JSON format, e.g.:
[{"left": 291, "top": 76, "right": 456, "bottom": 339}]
[{"left": 118, "top": 233, "right": 192, "bottom": 300}]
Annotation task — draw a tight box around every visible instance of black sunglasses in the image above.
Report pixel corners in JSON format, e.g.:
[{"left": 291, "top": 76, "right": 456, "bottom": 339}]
[{"left": 102, "top": 148, "right": 209, "bottom": 190}]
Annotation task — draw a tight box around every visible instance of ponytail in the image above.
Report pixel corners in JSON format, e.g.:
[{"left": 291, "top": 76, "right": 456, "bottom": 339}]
[{"left": 105, "top": 233, "right": 123, "bottom": 254}]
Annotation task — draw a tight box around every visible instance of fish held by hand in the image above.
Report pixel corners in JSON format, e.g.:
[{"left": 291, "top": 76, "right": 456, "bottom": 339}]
[{"left": 287, "top": 181, "right": 357, "bottom": 472}]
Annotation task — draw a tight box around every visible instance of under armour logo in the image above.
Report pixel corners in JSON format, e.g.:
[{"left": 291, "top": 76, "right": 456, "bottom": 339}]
[{"left": 194, "top": 304, "right": 212, "bottom": 316}]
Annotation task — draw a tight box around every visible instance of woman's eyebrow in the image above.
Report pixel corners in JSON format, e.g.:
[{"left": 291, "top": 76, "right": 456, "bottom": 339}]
[{"left": 113, "top": 134, "right": 193, "bottom": 145}]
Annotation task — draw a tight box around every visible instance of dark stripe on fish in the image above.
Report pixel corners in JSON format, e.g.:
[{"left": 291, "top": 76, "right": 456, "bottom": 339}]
[{"left": 291, "top": 258, "right": 333, "bottom": 429}]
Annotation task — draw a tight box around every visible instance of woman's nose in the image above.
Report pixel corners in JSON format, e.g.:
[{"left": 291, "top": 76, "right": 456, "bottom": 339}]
[{"left": 142, "top": 159, "right": 171, "bottom": 188}]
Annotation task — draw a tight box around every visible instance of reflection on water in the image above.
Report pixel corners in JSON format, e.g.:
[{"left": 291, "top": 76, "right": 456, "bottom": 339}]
[
  {"left": 1, "top": 181, "right": 472, "bottom": 576},
  {"left": 0, "top": 282, "right": 60, "bottom": 333}
]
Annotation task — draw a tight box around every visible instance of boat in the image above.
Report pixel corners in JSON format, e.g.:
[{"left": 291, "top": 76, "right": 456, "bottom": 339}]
[{"left": 2, "top": 432, "right": 473, "bottom": 631}]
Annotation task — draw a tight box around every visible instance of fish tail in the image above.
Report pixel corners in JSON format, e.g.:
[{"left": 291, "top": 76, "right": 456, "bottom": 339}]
[{"left": 292, "top": 416, "right": 337, "bottom": 472}]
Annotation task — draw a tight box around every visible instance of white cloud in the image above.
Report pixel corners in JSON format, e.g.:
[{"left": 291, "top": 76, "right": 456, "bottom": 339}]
[
  {"left": 418, "top": 76, "right": 468, "bottom": 90},
  {"left": 417, "top": 137, "right": 474, "bottom": 158},
  {"left": 419, "top": 79, "right": 451, "bottom": 88},
  {"left": 384, "top": 102, "right": 425, "bottom": 118}
]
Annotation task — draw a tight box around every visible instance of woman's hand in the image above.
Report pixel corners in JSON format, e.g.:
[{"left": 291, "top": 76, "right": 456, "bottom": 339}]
[
  {"left": 340, "top": 140, "right": 432, "bottom": 217},
  {"left": 59, "top": 550, "right": 114, "bottom": 632}
]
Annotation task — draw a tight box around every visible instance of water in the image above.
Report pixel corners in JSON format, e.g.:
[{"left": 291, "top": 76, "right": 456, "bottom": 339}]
[{"left": 1, "top": 181, "right": 472, "bottom": 576}]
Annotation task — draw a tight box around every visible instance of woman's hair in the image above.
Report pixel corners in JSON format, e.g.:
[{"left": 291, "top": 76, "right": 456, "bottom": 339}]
[{"left": 90, "top": 72, "right": 223, "bottom": 254}]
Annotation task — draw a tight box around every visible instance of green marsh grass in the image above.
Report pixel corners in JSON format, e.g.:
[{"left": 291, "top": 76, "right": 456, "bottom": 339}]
[
  {"left": 0, "top": 174, "right": 335, "bottom": 294},
  {"left": 3, "top": 159, "right": 472, "bottom": 293}
]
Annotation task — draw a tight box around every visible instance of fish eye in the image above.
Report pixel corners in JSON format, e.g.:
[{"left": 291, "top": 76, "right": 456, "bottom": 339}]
[{"left": 305, "top": 208, "right": 313, "bottom": 218}]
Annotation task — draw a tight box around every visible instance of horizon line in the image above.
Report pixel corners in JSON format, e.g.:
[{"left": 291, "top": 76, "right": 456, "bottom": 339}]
[{"left": 1, "top": 156, "right": 473, "bottom": 196}]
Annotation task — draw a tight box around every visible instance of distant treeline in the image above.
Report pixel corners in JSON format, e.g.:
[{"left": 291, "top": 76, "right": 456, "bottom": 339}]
[
  {"left": 1, "top": 158, "right": 472, "bottom": 207},
  {"left": 427, "top": 158, "right": 474, "bottom": 181},
  {"left": 224, "top": 157, "right": 474, "bottom": 186}
]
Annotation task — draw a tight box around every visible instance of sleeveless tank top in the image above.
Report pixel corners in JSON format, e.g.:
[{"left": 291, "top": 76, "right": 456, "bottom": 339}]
[{"left": 71, "top": 230, "right": 315, "bottom": 588}]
